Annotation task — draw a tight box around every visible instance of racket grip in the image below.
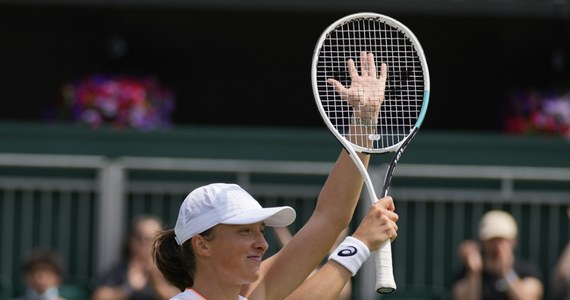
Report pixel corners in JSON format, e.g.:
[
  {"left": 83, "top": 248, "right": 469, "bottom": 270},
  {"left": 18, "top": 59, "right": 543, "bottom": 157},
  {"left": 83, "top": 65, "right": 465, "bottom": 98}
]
[{"left": 374, "top": 239, "right": 397, "bottom": 294}]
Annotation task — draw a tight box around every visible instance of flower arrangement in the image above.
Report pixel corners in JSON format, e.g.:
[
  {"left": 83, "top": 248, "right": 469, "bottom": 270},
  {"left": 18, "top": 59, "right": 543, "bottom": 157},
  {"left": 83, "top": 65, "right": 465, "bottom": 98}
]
[
  {"left": 57, "top": 74, "right": 175, "bottom": 130},
  {"left": 503, "top": 87, "right": 570, "bottom": 139}
]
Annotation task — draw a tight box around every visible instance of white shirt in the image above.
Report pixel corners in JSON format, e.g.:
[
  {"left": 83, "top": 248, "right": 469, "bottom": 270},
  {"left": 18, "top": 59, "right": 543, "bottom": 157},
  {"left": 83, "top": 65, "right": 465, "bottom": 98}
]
[{"left": 171, "top": 289, "right": 248, "bottom": 300}]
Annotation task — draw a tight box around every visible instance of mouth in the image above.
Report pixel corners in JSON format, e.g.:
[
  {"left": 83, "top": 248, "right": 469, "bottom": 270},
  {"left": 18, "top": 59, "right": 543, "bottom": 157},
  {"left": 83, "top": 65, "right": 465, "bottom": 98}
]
[{"left": 247, "top": 255, "right": 263, "bottom": 262}]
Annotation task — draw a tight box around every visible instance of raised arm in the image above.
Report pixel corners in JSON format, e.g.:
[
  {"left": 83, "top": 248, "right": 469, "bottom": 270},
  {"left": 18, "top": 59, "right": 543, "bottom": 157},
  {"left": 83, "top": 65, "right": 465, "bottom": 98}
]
[
  {"left": 245, "top": 52, "right": 388, "bottom": 300},
  {"left": 452, "top": 241, "right": 484, "bottom": 300},
  {"left": 285, "top": 197, "right": 399, "bottom": 300}
]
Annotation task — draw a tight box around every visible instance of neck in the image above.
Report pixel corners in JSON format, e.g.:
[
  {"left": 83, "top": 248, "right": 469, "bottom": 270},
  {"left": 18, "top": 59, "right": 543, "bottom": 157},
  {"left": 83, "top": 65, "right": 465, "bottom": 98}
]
[{"left": 192, "top": 274, "right": 243, "bottom": 300}]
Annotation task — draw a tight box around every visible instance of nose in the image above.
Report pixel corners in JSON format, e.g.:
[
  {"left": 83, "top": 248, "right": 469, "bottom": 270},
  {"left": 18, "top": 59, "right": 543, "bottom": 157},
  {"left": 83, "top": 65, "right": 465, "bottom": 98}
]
[{"left": 255, "top": 231, "right": 269, "bottom": 253}]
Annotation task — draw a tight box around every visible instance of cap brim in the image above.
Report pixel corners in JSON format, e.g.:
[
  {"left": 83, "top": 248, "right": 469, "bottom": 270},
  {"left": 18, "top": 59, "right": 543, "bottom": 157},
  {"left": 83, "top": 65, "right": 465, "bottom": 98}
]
[{"left": 222, "top": 206, "right": 296, "bottom": 227}]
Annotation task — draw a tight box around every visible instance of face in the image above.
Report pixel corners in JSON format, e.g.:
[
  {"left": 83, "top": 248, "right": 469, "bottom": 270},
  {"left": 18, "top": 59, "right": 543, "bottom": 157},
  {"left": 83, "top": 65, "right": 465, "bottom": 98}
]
[
  {"left": 481, "top": 237, "right": 515, "bottom": 258},
  {"left": 25, "top": 265, "right": 61, "bottom": 294},
  {"left": 200, "top": 222, "right": 269, "bottom": 284},
  {"left": 130, "top": 218, "right": 162, "bottom": 259}
]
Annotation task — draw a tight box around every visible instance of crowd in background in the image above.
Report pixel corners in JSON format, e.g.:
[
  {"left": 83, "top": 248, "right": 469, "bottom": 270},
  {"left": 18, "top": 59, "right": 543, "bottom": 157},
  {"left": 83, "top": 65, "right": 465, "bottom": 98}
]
[{"left": 9, "top": 205, "right": 570, "bottom": 300}]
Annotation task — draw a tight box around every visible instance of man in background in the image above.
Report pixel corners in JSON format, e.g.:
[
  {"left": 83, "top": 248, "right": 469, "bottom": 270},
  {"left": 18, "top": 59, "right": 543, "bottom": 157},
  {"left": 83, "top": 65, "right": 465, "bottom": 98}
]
[{"left": 452, "top": 210, "right": 543, "bottom": 300}]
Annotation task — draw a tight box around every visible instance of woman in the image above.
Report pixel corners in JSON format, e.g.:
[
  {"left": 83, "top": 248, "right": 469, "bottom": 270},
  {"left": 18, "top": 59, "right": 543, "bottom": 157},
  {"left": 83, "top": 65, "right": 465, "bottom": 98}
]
[
  {"left": 92, "top": 215, "right": 179, "bottom": 300},
  {"left": 153, "top": 52, "right": 398, "bottom": 300}
]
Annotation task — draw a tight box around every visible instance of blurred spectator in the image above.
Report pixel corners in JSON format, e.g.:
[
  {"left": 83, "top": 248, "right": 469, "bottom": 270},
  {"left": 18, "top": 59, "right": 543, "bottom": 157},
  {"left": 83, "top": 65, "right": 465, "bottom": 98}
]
[
  {"left": 91, "top": 215, "right": 178, "bottom": 300},
  {"left": 451, "top": 210, "right": 543, "bottom": 300},
  {"left": 553, "top": 206, "right": 570, "bottom": 300},
  {"left": 12, "top": 248, "right": 86, "bottom": 300}
]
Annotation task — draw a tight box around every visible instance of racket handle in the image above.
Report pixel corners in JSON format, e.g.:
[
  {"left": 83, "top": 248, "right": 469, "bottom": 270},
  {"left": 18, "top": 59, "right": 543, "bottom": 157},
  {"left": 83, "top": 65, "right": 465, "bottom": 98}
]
[{"left": 374, "top": 239, "right": 397, "bottom": 294}]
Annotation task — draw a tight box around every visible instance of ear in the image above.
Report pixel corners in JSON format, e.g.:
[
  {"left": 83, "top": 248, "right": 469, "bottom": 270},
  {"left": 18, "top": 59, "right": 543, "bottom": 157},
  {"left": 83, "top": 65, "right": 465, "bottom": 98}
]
[{"left": 191, "top": 235, "right": 211, "bottom": 258}]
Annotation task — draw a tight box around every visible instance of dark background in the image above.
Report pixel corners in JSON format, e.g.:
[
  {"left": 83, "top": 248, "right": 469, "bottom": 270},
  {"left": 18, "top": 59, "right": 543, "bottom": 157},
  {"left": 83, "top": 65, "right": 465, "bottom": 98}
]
[{"left": 1, "top": 3, "right": 569, "bottom": 132}]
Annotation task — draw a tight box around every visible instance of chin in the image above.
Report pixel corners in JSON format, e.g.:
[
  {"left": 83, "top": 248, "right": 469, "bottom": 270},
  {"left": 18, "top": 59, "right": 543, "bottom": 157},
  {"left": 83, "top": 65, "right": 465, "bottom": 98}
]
[{"left": 241, "top": 270, "right": 261, "bottom": 284}]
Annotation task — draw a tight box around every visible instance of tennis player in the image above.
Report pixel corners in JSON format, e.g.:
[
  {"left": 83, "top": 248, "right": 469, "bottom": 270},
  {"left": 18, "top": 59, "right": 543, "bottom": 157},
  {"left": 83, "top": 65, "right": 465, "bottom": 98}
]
[{"left": 153, "top": 53, "right": 397, "bottom": 300}]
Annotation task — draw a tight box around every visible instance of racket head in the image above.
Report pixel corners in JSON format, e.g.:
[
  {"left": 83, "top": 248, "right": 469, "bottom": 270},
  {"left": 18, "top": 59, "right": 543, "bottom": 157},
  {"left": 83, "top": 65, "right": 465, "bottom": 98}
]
[{"left": 312, "top": 12, "right": 430, "bottom": 155}]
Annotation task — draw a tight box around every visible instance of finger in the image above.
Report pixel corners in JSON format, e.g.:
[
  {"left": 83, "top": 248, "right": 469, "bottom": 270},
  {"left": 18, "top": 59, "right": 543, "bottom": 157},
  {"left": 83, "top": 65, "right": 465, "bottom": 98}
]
[
  {"left": 368, "top": 53, "right": 376, "bottom": 77},
  {"left": 347, "top": 59, "right": 358, "bottom": 81},
  {"left": 391, "top": 219, "right": 399, "bottom": 232},
  {"left": 390, "top": 230, "right": 398, "bottom": 241},
  {"left": 388, "top": 211, "right": 399, "bottom": 222},
  {"left": 386, "top": 221, "right": 398, "bottom": 241},
  {"left": 378, "top": 196, "right": 395, "bottom": 211},
  {"left": 379, "top": 63, "right": 388, "bottom": 82},
  {"left": 360, "top": 51, "right": 368, "bottom": 77},
  {"left": 327, "top": 78, "right": 347, "bottom": 95}
]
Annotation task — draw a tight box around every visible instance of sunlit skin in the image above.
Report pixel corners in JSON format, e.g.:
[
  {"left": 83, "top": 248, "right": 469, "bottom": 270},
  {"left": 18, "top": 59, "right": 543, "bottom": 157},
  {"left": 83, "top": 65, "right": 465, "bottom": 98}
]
[
  {"left": 154, "top": 51, "right": 397, "bottom": 300},
  {"left": 191, "top": 222, "right": 269, "bottom": 299},
  {"left": 327, "top": 52, "right": 388, "bottom": 122},
  {"left": 208, "top": 223, "right": 268, "bottom": 283}
]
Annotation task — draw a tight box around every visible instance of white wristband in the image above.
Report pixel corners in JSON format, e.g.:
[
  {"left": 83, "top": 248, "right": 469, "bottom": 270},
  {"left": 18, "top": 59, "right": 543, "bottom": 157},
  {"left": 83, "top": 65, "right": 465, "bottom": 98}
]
[{"left": 329, "top": 236, "right": 371, "bottom": 276}]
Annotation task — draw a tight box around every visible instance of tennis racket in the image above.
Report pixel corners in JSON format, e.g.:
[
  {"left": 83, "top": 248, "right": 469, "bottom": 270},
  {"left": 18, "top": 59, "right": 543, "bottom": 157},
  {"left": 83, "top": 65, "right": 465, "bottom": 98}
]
[{"left": 311, "top": 12, "right": 430, "bottom": 294}]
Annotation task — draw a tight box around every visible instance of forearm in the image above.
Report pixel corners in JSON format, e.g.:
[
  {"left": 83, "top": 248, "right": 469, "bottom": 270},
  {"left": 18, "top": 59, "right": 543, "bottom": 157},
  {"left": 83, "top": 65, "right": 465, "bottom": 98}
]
[
  {"left": 285, "top": 261, "right": 352, "bottom": 300},
  {"left": 315, "top": 149, "right": 368, "bottom": 229},
  {"left": 258, "top": 150, "right": 368, "bottom": 300}
]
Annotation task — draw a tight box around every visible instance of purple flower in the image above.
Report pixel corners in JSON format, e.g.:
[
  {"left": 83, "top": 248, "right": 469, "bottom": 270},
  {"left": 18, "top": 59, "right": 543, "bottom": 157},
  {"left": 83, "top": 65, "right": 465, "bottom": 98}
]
[{"left": 57, "top": 74, "right": 175, "bottom": 130}]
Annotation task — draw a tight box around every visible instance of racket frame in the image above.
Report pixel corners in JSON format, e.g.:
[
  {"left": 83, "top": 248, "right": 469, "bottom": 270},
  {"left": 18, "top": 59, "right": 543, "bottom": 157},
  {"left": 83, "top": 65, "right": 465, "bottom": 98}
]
[{"left": 311, "top": 12, "right": 430, "bottom": 294}]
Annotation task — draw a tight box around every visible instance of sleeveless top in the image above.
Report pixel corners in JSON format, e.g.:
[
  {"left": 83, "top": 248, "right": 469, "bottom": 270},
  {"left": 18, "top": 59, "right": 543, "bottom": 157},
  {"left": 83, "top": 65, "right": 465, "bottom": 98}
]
[{"left": 170, "top": 289, "right": 248, "bottom": 300}]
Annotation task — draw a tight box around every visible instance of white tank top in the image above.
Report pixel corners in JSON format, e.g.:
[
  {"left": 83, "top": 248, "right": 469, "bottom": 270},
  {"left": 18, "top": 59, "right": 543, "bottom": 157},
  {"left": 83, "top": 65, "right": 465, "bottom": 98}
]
[{"left": 170, "top": 289, "right": 248, "bottom": 300}]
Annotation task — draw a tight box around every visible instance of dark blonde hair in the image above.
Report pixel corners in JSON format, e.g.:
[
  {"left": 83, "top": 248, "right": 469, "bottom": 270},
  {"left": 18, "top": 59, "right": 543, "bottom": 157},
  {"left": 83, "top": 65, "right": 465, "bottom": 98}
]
[{"left": 153, "top": 227, "right": 216, "bottom": 291}]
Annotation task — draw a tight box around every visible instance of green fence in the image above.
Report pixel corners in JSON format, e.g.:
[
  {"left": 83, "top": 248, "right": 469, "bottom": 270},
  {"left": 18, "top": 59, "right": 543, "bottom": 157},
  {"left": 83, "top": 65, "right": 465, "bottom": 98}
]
[{"left": 0, "top": 122, "right": 569, "bottom": 299}]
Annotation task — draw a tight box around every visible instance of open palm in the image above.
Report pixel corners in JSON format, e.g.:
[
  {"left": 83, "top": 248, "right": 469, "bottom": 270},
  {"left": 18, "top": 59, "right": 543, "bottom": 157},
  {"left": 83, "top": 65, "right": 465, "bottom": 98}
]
[{"left": 327, "top": 52, "right": 388, "bottom": 122}]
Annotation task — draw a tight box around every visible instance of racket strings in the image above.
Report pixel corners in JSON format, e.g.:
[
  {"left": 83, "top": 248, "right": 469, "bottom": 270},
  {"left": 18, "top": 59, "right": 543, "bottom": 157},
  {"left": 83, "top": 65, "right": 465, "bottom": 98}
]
[{"left": 317, "top": 17, "right": 425, "bottom": 151}]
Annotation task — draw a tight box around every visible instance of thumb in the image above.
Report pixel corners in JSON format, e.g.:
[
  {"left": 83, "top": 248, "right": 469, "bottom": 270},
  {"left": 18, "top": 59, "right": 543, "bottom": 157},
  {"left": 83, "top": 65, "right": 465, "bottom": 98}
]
[{"left": 327, "top": 78, "right": 347, "bottom": 94}]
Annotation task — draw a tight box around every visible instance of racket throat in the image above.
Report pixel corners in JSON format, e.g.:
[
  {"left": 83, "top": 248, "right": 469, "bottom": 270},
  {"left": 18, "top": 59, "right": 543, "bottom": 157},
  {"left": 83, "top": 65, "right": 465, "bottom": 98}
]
[{"left": 381, "top": 127, "right": 419, "bottom": 197}]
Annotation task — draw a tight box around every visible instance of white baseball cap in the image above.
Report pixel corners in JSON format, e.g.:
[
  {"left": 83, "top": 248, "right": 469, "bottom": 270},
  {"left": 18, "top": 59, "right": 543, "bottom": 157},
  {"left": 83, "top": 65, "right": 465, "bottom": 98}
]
[
  {"left": 174, "top": 183, "right": 296, "bottom": 245},
  {"left": 478, "top": 210, "right": 518, "bottom": 241}
]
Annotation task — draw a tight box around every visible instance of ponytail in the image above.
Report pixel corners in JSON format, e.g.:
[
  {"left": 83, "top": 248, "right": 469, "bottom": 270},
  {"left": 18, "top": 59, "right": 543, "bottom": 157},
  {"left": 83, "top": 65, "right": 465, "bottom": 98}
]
[{"left": 153, "top": 229, "right": 195, "bottom": 291}]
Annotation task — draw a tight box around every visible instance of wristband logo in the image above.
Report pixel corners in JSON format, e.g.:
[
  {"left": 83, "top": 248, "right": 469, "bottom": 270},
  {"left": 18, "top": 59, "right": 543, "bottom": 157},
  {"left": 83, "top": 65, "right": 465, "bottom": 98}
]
[{"left": 338, "top": 246, "right": 357, "bottom": 257}]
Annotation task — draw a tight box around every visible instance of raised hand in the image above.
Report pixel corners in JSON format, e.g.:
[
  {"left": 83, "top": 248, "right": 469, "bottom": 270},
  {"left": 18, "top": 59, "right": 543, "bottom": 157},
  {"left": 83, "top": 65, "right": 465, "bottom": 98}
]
[
  {"left": 459, "top": 240, "right": 483, "bottom": 274},
  {"left": 327, "top": 52, "right": 388, "bottom": 122}
]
